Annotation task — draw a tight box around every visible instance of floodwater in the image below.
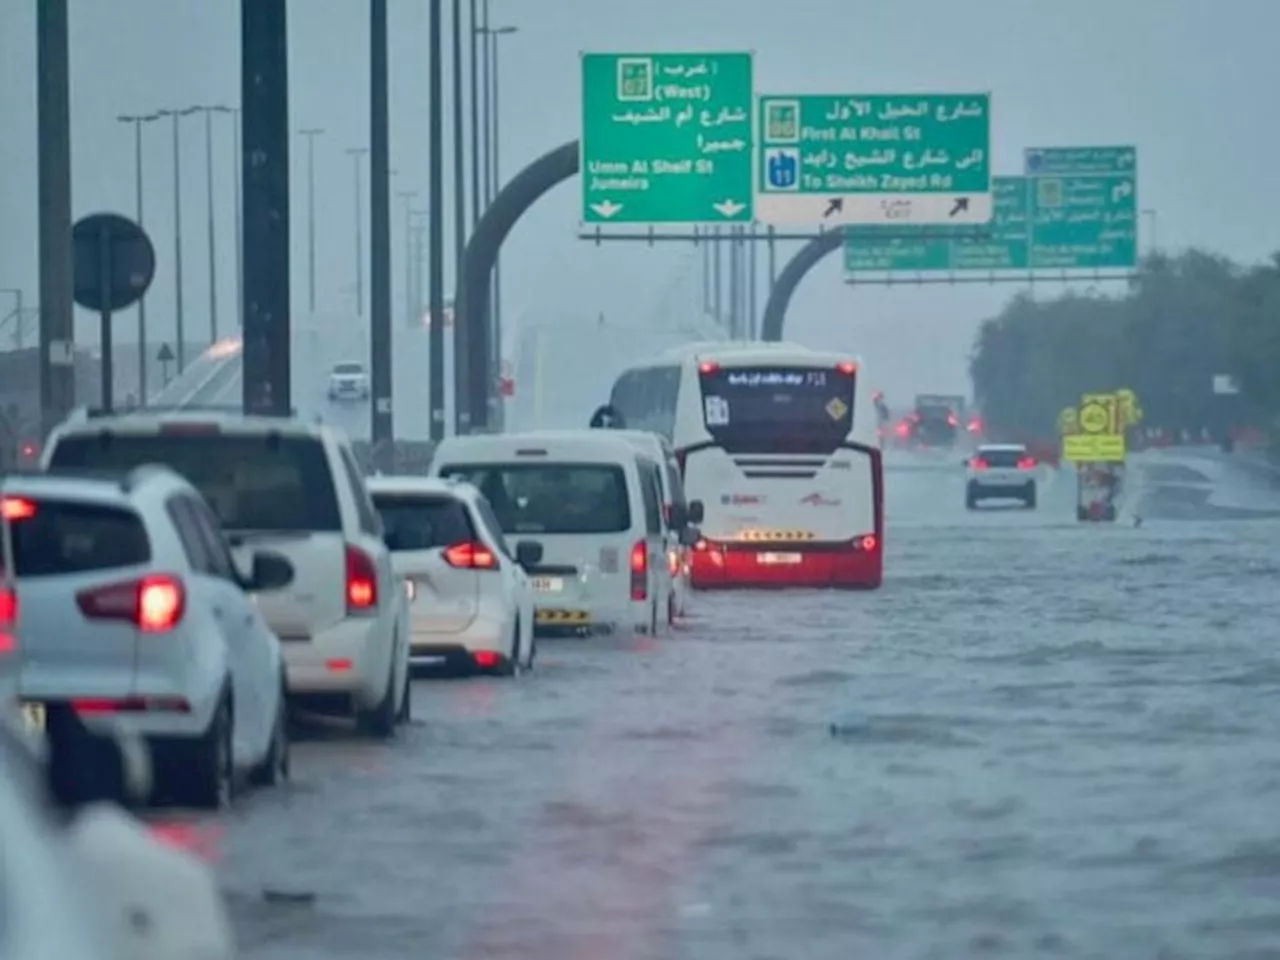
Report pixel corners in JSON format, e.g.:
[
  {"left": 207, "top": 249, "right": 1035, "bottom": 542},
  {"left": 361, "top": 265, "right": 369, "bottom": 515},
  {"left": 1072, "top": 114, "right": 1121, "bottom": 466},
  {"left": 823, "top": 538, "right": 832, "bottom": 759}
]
[{"left": 197, "top": 447, "right": 1280, "bottom": 960}]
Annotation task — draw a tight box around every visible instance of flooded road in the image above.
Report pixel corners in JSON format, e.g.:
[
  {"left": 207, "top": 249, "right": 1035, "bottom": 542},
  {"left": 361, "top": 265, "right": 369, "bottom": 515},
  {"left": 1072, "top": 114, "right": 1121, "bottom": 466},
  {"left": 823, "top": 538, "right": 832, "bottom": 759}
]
[{"left": 209, "top": 449, "right": 1280, "bottom": 960}]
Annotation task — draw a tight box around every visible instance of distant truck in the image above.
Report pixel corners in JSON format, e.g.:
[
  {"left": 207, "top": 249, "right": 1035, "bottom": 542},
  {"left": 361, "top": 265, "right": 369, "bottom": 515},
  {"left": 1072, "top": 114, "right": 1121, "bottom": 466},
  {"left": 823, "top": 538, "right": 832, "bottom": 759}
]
[{"left": 909, "top": 394, "right": 967, "bottom": 448}]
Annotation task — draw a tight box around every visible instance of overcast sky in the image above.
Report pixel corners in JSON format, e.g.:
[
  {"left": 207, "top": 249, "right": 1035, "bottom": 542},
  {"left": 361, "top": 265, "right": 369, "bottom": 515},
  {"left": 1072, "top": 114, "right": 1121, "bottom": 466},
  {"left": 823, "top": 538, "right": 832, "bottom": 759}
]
[{"left": 1, "top": 0, "right": 1278, "bottom": 404}]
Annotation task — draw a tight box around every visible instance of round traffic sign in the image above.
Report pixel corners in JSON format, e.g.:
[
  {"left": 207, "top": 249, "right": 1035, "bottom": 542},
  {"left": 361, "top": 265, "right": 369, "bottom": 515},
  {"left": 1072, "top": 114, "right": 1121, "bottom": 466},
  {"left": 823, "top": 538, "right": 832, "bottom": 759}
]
[
  {"left": 1078, "top": 401, "right": 1109, "bottom": 434},
  {"left": 72, "top": 212, "right": 156, "bottom": 312}
]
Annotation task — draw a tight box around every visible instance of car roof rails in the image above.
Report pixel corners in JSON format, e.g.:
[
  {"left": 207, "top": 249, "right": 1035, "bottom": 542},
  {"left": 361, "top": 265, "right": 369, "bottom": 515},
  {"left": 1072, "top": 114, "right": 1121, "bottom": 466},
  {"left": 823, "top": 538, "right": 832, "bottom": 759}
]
[{"left": 82, "top": 404, "right": 299, "bottom": 419}]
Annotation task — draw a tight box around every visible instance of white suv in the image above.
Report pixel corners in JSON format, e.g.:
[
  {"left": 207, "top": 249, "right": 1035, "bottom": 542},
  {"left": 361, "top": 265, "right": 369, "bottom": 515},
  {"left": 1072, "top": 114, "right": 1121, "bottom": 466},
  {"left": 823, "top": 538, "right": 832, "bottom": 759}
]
[
  {"left": 327, "top": 361, "right": 370, "bottom": 402},
  {"left": 1, "top": 466, "right": 294, "bottom": 808},
  {"left": 367, "top": 476, "right": 537, "bottom": 675},
  {"left": 965, "top": 443, "right": 1038, "bottom": 509},
  {"left": 41, "top": 410, "right": 411, "bottom": 738}
]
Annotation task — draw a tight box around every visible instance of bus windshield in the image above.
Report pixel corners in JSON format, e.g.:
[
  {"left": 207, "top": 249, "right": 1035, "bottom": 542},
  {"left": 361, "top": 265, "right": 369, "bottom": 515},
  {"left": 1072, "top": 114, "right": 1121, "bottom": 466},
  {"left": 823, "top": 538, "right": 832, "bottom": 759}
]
[{"left": 699, "top": 365, "right": 855, "bottom": 446}]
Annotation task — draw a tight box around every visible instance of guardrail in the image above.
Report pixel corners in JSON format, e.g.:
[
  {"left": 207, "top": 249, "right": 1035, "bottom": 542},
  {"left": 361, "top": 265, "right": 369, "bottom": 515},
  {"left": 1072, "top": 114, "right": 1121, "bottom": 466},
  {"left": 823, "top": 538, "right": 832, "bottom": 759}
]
[{"left": 148, "top": 338, "right": 243, "bottom": 408}]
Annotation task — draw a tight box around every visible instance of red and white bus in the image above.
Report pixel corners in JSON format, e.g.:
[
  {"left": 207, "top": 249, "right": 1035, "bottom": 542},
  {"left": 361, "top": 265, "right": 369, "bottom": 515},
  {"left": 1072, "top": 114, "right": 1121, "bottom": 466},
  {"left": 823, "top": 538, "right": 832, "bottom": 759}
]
[{"left": 608, "top": 342, "right": 883, "bottom": 589}]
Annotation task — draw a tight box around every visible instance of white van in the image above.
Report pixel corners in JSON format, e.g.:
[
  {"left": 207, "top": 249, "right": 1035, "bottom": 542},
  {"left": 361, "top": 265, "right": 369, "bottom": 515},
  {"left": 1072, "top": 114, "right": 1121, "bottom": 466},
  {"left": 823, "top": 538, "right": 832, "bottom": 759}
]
[
  {"left": 600, "top": 429, "right": 699, "bottom": 623},
  {"left": 428, "top": 431, "right": 673, "bottom": 636}
]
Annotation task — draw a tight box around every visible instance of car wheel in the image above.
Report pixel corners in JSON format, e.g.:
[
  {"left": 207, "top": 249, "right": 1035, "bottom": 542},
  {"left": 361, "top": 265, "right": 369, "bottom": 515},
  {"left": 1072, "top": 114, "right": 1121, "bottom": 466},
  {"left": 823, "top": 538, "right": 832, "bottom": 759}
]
[
  {"left": 249, "top": 678, "right": 290, "bottom": 787},
  {"left": 1025, "top": 485, "right": 1038, "bottom": 509},
  {"left": 181, "top": 692, "right": 234, "bottom": 810},
  {"left": 356, "top": 662, "right": 398, "bottom": 740}
]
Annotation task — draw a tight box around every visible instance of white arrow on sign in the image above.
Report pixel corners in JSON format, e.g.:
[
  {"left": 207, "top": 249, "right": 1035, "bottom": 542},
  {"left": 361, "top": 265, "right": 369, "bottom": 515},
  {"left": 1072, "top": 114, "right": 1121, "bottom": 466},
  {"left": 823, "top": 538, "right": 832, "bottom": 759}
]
[
  {"left": 712, "top": 199, "right": 746, "bottom": 218},
  {"left": 1111, "top": 180, "right": 1133, "bottom": 203},
  {"left": 590, "top": 200, "right": 623, "bottom": 218}
]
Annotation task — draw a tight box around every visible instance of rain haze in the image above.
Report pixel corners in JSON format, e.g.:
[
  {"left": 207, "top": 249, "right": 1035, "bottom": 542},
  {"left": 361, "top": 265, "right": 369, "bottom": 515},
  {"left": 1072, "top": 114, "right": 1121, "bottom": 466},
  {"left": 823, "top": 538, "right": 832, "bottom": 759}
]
[
  {"left": 8, "top": 5, "right": 1280, "bottom": 960},
  {"left": 2, "top": 0, "right": 1278, "bottom": 404}
]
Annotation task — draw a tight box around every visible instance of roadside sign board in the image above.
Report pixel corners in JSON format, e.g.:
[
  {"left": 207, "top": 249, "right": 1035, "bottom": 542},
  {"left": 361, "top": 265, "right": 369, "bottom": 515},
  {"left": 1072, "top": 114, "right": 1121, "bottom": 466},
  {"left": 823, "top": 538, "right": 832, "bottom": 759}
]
[
  {"left": 844, "top": 176, "right": 1026, "bottom": 272},
  {"left": 755, "top": 93, "right": 992, "bottom": 226},
  {"left": 1063, "top": 391, "right": 1126, "bottom": 462},
  {"left": 1023, "top": 146, "right": 1137, "bottom": 270},
  {"left": 843, "top": 145, "right": 1138, "bottom": 274},
  {"left": 580, "top": 52, "right": 754, "bottom": 225}
]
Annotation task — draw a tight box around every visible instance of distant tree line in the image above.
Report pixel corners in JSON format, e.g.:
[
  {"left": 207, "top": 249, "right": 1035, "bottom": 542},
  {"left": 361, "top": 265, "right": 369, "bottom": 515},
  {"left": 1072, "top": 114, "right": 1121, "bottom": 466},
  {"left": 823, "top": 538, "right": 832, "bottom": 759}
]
[{"left": 969, "top": 250, "right": 1280, "bottom": 443}]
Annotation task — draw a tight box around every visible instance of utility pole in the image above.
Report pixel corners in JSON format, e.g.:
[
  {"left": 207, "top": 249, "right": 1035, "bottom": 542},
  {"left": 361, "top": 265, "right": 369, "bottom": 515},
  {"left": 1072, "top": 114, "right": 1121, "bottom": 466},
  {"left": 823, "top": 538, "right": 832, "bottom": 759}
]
[
  {"left": 398, "top": 190, "right": 419, "bottom": 328},
  {"left": 428, "top": 0, "right": 446, "bottom": 438},
  {"left": 298, "top": 129, "right": 324, "bottom": 315},
  {"left": 347, "top": 147, "right": 369, "bottom": 316},
  {"left": 369, "top": 0, "right": 394, "bottom": 456},
  {"left": 117, "top": 112, "right": 159, "bottom": 400}
]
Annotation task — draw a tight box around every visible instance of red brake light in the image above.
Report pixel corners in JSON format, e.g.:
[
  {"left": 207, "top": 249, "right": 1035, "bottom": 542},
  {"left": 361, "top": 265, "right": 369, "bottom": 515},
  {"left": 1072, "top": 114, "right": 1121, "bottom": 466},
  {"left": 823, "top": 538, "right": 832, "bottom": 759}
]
[
  {"left": 473, "top": 650, "right": 501, "bottom": 669},
  {"left": 1017, "top": 457, "right": 1037, "bottom": 470},
  {"left": 443, "top": 541, "right": 498, "bottom": 570},
  {"left": 0, "top": 586, "right": 16, "bottom": 655},
  {"left": 1, "top": 497, "right": 36, "bottom": 521},
  {"left": 858, "top": 535, "right": 878, "bottom": 551},
  {"left": 970, "top": 458, "right": 989, "bottom": 470},
  {"left": 630, "top": 540, "right": 647, "bottom": 601},
  {"left": 698, "top": 361, "right": 719, "bottom": 375},
  {"left": 836, "top": 361, "right": 857, "bottom": 375},
  {"left": 947, "top": 413, "right": 959, "bottom": 426},
  {"left": 345, "top": 544, "right": 379, "bottom": 612},
  {"left": 77, "top": 575, "right": 186, "bottom": 632}
]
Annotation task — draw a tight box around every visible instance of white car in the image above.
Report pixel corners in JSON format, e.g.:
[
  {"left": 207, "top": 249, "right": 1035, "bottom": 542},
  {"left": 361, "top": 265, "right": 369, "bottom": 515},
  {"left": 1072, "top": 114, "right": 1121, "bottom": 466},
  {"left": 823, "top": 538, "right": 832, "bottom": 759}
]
[
  {"left": 965, "top": 442, "right": 1038, "bottom": 509},
  {"left": 428, "top": 430, "right": 675, "bottom": 636},
  {"left": 327, "top": 361, "right": 370, "bottom": 402},
  {"left": 0, "top": 711, "right": 236, "bottom": 960},
  {"left": 367, "top": 475, "right": 537, "bottom": 675},
  {"left": 1, "top": 467, "right": 293, "bottom": 808},
  {"left": 605, "top": 429, "right": 701, "bottom": 622},
  {"left": 41, "top": 410, "right": 412, "bottom": 739}
]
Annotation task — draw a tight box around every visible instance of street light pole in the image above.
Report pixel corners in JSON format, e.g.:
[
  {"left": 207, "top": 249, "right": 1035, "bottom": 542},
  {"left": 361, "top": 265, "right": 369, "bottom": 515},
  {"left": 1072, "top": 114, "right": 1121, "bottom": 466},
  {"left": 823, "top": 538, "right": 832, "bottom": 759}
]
[
  {"left": 468, "top": 0, "right": 481, "bottom": 227},
  {"left": 480, "top": 21, "right": 516, "bottom": 415},
  {"left": 298, "top": 129, "right": 324, "bottom": 315},
  {"left": 157, "top": 108, "right": 197, "bottom": 372},
  {"left": 117, "top": 112, "right": 159, "bottom": 400},
  {"left": 347, "top": 147, "right": 369, "bottom": 317},
  {"left": 397, "top": 191, "right": 418, "bottom": 328},
  {"left": 197, "top": 106, "right": 227, "bottom": 344},
  {"left": 231, "top": 107, "right": 243, "bottom": 330}
]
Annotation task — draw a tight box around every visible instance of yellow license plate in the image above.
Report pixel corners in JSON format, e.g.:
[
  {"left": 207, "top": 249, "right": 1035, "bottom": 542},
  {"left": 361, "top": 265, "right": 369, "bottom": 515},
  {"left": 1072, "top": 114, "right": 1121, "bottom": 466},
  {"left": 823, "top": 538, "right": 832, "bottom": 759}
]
[{"left": 20, "top": 702, "right": 45, "bottom": 733}]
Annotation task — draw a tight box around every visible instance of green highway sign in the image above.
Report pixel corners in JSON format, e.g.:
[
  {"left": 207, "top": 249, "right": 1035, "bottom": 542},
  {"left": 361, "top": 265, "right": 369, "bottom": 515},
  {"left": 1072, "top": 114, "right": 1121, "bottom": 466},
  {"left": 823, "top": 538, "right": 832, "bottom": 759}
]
[
  {"left": 755, "top": 93, "right": 992, "bottom": 227},
  {"left": 580, "top": 52, "right": 753, "bottom": 225},
  {"left": 844, "top": 177, "right": 1027, "bottom": 272},
  {"left": 843, "top": 146, "right": 1138, "bottom": 273},
  {"left": 1024, "top": 145, "right": 1137, "bottom": 270}
]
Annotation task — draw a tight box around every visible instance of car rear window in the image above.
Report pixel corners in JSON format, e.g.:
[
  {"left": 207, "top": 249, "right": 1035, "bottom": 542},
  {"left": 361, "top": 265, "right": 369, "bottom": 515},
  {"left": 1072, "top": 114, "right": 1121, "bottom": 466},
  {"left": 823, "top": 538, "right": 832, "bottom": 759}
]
[
  {"left": 437, "top": 462, "right": 631, "bottom": 535},
  {"left": 371, "top": 494, "right": 475, "bottom": 551},
  {"left": 1, "top": 498, "right": 150, "bottom": 578},
  {"left": 978, "top": 448, "right": 1025, "bottom": 468},
  {"left": 47, "top": 433, "right": 341, "bottom": 532}
]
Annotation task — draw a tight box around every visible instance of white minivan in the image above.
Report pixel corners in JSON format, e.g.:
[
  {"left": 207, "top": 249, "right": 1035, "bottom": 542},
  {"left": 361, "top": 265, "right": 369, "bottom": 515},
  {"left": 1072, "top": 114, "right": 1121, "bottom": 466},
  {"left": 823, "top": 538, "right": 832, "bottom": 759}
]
[{"left": 428, "top": 431, "right": 674, "bottom": 636}]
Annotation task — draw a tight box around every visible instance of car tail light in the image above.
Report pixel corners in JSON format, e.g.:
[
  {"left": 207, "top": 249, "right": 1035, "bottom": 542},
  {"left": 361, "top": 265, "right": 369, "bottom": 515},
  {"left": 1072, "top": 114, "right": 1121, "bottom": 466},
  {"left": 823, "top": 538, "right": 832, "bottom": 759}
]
[
  {"left": 345, "top": 544, "right": 379, "bottom": 613},
  {"left": 443, "top": 541, "right": 498, "bottom": 570},
  {"left": 698, "top": 361, "right": 719, "bottom": 375},
  {"left": 473, "top": 650, "right": 501, "bottom": 669},
  {"left": 970, "top": 458, "right": 989, "bottom": 470},
  {"left": 630, "top": 540, "right": 648, "bottom": 601},
  {"left": 836, "top": 361, "right": 857, "bottom": 375},
  {"left": 72, "top": 696, "right": 190, "bottom": 714},
  {"left": 855, "top": 534, "right": 878, "bottom": 551},
  {"left": 1017, "top": 456, "right": 1037, "bottom": 470},
  {"left": 0, "top": 586, "right": 16, "bottom": 655},
  {"left": 0, "top": 497, "right": 36, "bottom": 520},
  {"left": 76, "top": 575, "right": 186, "bottom": 632},
  {"left": 947, "top": 413, "right": 959, "bottom": 426}
]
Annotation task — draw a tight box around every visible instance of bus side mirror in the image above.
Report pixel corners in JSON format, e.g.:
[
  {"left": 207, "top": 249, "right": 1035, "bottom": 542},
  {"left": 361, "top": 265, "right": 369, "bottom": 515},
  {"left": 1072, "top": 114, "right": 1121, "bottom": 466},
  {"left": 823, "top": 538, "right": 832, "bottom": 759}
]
[{"left": 686, "top": 500, "right": 704, "bottom": 524}]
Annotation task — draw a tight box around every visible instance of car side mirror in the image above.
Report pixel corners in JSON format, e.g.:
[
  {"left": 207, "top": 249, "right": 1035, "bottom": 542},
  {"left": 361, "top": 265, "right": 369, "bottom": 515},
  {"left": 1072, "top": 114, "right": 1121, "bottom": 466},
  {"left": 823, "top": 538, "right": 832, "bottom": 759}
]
[
  {"left": 249, "top": 550, "right": 295, "bottom": 591},
  {"left": 678, "top": 526, "right": 700, "bottom": 547},
  {"left": 686, "top": 500, "right": 705, "bottom": 524},
  {"left": 515, "top": 541, "right": 543, "bottom": 568}
]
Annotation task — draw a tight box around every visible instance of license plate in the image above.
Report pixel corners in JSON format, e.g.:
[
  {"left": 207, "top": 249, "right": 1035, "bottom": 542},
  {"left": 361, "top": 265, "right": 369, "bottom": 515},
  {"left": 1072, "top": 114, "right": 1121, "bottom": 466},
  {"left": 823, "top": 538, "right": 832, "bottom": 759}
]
[
  {"left": 757, "top": 552, "right": 802, "bottom": 565},
  {"left": 20, "top": 702, "right": 45, "bottom": 733},
  {"left": 530, "top": 576, "right": 564, "bottom": 592}
]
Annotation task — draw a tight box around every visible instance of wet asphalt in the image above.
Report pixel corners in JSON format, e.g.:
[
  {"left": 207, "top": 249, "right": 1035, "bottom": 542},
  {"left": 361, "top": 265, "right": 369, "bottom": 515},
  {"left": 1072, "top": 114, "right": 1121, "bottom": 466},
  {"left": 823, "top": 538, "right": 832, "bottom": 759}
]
[{"left": 179, "top": 448, "right": 1280, "bottom": 960}]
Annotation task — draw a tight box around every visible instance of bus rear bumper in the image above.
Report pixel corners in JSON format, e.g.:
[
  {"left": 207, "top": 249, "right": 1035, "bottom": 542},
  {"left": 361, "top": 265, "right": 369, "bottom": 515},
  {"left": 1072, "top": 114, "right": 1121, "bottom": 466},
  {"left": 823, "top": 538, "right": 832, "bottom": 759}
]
[{"left": 689, "top": 540, "right": 882, "bottom": 590}]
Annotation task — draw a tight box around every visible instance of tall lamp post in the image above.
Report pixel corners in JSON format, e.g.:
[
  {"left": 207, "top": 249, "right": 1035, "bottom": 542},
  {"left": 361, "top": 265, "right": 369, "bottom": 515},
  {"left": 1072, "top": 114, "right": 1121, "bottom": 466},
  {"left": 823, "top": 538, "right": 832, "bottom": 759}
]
[
  {"left": 156, "top": 107, "right": 200, "bottom": 371},
  {"left": 347, "top": 146, "right": 370, "bottom": 317},
  {"left": 298, "top": 128, "right": 325, "bottom": 315},
  {"left": 477, "top": 12, "right": 517, "bottom": 416},
  {"left": 116, "top": 111, "right": 160, "bottom": 400},
  {"left": 191, "top": 104, "right": 236, "bottom": 344}
]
